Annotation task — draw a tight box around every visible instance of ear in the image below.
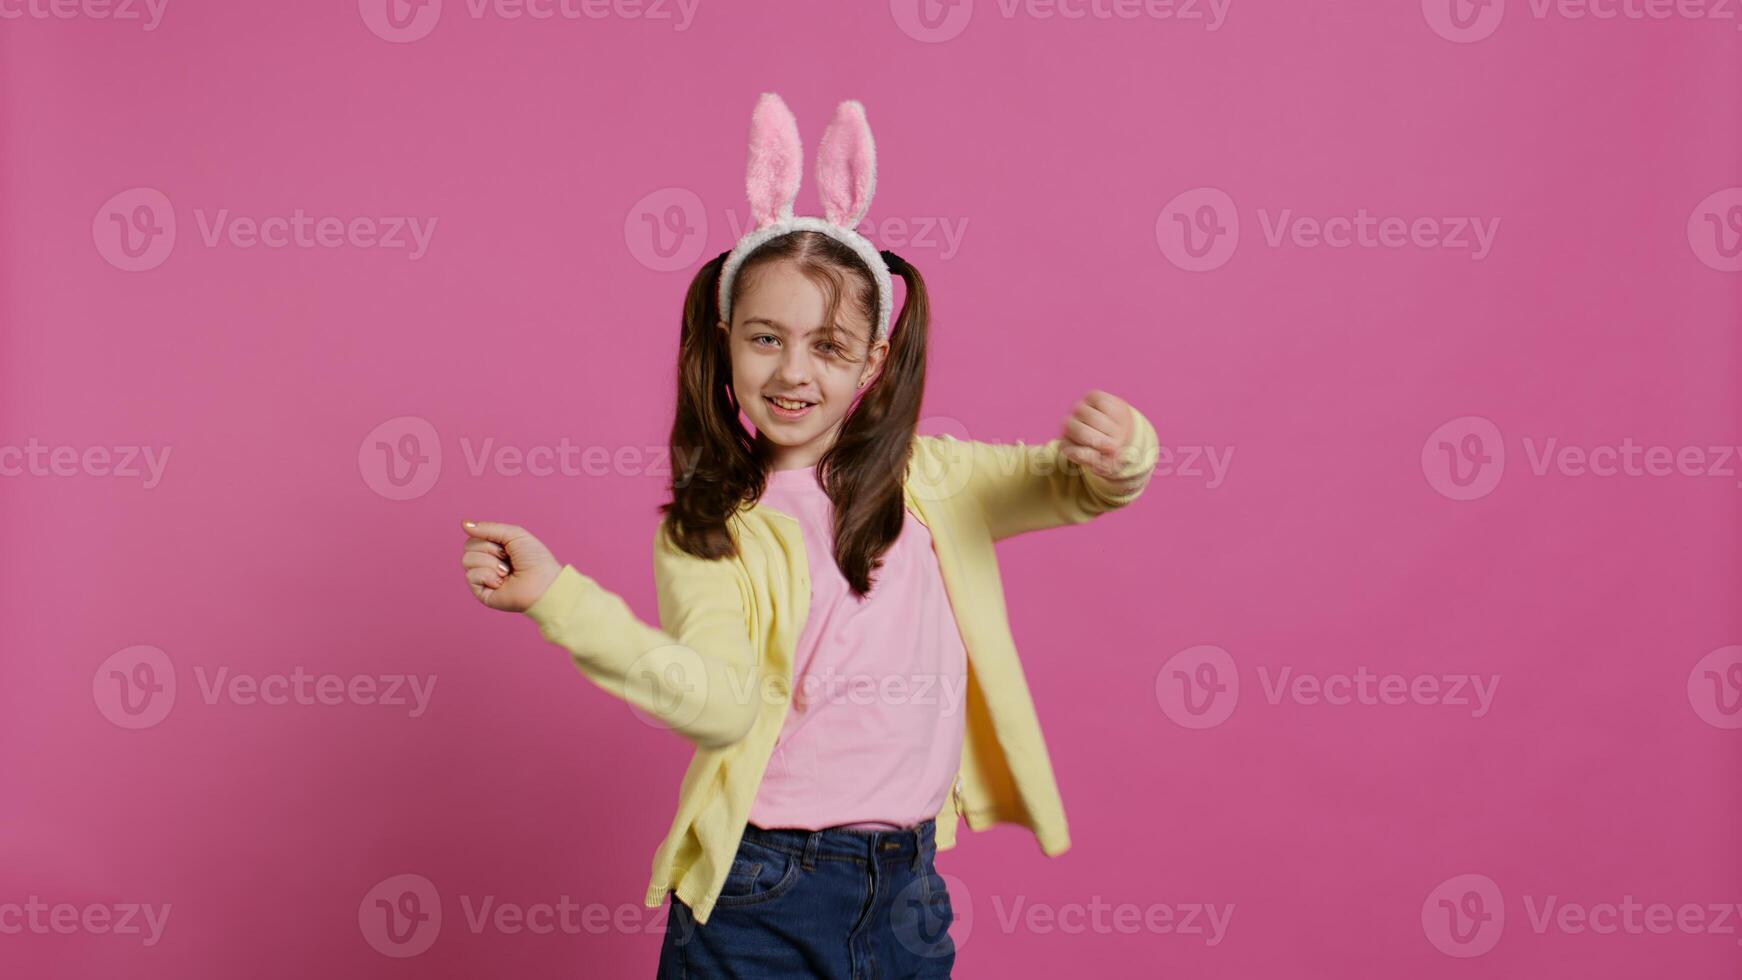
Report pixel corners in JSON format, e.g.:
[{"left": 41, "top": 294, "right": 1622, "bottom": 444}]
[
  {"left": 815, "top": 99, "right": 876, "bottom": 229},
  {"left": 859, "top": 337, "right": 890, "bottom": 388},
  {"left": 746, "top": 92, "right": 803, "bottom": 228}
]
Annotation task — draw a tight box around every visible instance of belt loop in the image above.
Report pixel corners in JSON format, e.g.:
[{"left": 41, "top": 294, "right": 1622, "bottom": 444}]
[{"left": 802, "top": 830, "right": 820, "bottom": 871}]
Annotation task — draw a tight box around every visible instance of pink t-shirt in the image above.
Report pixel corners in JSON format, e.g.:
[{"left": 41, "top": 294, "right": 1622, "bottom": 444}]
[{"left": 747, "top": 463, "right": 968, "bottom": 832}]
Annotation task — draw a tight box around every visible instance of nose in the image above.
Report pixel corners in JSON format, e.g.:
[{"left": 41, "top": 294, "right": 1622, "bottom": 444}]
[{"left": 775, "top": 345, "right": 813, "bottom": 386}]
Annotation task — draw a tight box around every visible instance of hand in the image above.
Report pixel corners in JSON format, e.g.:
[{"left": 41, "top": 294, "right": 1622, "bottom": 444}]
[
  {"left": 1058, "top": 389, "right": 1137, "bottom": 479},
  {"left": 461, "top": 520, "right": 562, "bottom": 613}
]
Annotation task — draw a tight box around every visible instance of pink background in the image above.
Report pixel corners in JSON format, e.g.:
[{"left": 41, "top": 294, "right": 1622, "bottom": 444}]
[{"left": 4, "top": 0, "right": 1741, "bottom": 976}]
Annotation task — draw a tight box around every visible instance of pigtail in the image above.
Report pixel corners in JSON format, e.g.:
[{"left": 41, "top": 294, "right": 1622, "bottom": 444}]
[
  {"left": 658, "top": 250, "right": 758, "bottom": 559},
  {"left": 819, "top": 249, "right": 930, "bottom": 597}
]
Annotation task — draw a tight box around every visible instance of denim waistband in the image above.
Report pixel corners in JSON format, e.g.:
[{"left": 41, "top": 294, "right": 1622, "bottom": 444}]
[{"left": 741, "top": 817, "right": 936, "bottom": 867}]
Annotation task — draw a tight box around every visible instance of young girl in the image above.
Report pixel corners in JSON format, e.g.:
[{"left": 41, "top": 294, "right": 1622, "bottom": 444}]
[{"left": 460, "top": 93, "right": 1159, "bottom": 978}]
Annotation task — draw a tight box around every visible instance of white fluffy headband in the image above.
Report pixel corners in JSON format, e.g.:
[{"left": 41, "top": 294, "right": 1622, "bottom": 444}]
[{"left": 716, "top": 92, "right": 895, "bottom": 343}]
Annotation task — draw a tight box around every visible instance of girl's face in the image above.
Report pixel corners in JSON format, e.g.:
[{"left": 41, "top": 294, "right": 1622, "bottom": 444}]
[{"left": 720, "top": 259, "right": 888, "bottom": 471}]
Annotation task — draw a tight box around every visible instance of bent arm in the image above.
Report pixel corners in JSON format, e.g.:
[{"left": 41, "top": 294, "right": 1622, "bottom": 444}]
[
  {"left": 522, "top": 523, "right": 761, "bottom": 750},
  {"left": 961, "top": 403, "right": 1161, "bottom": 541}
]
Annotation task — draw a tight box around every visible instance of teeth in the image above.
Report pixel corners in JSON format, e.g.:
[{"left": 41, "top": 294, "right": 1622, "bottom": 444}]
[{"left": 770, "top": 397, "right": 809, "bottom": 410}]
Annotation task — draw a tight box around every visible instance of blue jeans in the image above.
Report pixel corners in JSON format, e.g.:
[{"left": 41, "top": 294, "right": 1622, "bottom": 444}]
[{"left": 657, "top": 817, "right": 956, "bottom": 978}]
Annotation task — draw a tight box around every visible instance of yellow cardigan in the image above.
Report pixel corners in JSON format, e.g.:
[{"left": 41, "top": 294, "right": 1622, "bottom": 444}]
[{"left": 523, "top": 406, "right": 1160, "bottom": 925}]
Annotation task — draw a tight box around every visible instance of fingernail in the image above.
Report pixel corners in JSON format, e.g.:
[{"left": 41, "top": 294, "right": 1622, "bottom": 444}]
[
  {"left": 464, "top": 521, "right": 477, "bottom": 528},
  {"left": 498, "top": 563, "right": 511, "bottom": 575}
]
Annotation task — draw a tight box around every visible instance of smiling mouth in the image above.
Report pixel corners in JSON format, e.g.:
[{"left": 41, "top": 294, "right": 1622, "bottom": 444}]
[{"left": 765, "top": 396, "right": 815, "bottom": 419}]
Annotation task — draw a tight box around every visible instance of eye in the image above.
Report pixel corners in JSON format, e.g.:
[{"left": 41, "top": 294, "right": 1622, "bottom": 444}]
[{"left": 751, "top": 335, "right": 778, "bottom": 348}]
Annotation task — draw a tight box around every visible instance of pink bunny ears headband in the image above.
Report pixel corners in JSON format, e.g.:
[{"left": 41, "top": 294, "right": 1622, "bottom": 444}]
[{"left": 717, "top": 93, "right": 894, "bottom": 343}]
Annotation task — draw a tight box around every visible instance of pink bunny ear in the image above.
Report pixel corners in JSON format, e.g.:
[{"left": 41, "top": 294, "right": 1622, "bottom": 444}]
[
  {"left": 815, "top": 99, "right": 876, "bottom": 229},
  {"left": 745, "top": 93, "right": 803, "bottom": 228}
]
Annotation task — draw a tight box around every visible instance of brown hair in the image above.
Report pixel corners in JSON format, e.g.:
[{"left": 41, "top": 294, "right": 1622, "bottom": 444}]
[{"left": 657, "top": 230, "right": 930, "bottom": 598}]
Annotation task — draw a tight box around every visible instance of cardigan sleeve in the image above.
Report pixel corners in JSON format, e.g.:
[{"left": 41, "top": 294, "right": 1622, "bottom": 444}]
[
  {"left": 521, "top": 521, "right": 761, "bottom": 750},
  {"left": 952, "top": 403, "right": 1161, "bottom": 541}
]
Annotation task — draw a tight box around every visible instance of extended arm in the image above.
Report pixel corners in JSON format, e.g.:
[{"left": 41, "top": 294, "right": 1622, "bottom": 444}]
[
  {"left": 953, "top": 396, "right": 1161, "bottom": 541},
  {"left": 523, "top": 522, "right": 761, "bottom": 750}
]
